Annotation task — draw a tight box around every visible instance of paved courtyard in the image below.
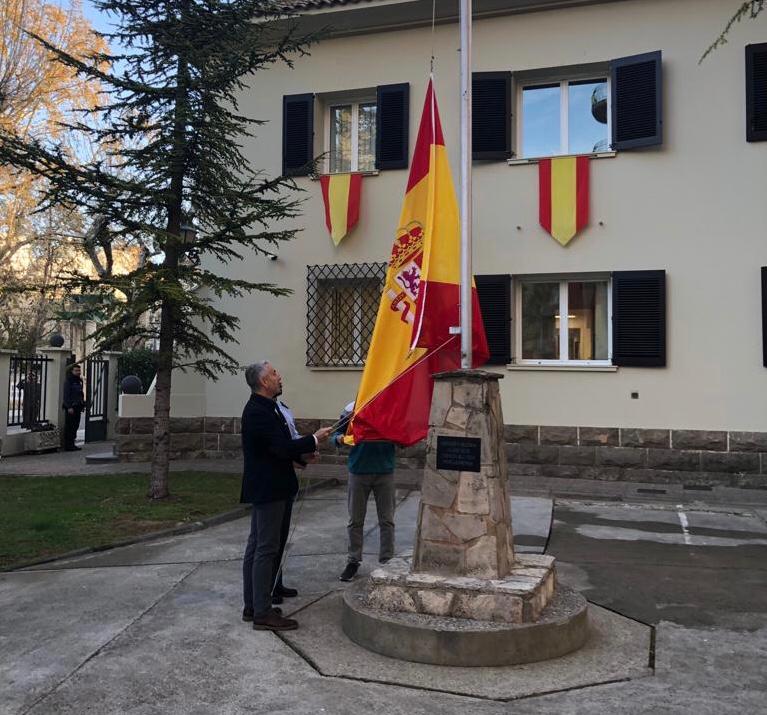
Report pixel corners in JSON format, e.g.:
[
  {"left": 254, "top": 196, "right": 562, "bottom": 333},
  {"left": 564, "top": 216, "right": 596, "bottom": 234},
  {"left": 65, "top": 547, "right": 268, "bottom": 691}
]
[{"left": 1, "top": 482, "right": 766, "bottom": 714}]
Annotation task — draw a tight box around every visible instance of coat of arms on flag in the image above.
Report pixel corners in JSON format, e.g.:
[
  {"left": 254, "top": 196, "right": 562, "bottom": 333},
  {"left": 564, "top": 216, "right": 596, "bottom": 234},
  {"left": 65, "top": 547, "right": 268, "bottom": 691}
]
[
  {"left": 319, "top": 173, "right": 363, "bottom": 246},
  {"left": 539, "top": 156, "right": 590, "bottom": 246}
]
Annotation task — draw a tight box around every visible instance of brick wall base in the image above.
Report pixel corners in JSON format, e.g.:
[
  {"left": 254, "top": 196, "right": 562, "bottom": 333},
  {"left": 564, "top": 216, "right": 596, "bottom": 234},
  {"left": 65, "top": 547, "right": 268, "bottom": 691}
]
[{"left": 115, "top": 418, "right": 767, "bottom": 487}]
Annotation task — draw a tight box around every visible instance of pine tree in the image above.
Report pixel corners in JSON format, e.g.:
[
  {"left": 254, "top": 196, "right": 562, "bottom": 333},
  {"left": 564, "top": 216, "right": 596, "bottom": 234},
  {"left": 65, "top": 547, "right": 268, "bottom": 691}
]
[{"left": 0, "top": 0, "right": 316, "bottom": 498}]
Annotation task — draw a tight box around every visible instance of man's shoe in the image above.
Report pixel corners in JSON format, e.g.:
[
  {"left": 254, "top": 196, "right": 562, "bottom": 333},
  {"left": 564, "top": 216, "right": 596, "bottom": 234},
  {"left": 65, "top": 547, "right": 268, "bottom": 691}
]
[
  {"left": 271, "top": 593, "right": 283, "bottom": 605},
  {"left": 339, "top": 562, "right": 359, "bottom": 582},
  {"left": 274, "top": 585, "right": 298, "bottom": 598},
  {"left": 243, "top": 606, "right": 281, "bottom": 622},
  {"left": 252, "top": 610, "right": 298, "bottom": 631}
]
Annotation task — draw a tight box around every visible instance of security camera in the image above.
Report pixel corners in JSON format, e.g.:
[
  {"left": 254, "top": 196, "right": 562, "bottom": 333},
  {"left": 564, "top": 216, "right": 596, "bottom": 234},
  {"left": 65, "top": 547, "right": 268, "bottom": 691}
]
[{"left": 267, "top": 252, "right": 278, "bottom": 261}]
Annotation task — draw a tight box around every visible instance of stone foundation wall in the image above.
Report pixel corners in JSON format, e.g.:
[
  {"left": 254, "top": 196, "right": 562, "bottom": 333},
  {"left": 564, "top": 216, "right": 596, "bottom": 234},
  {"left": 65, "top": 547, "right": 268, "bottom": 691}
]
[
  {"left": 115, "top": 416, "right": 427, "bottom": 466},
  {"left": 505, "top": 425, "right": 767, "bottom": 488},
  {"left": 116, "top": 417, "right": 767, "bottom": 487}
]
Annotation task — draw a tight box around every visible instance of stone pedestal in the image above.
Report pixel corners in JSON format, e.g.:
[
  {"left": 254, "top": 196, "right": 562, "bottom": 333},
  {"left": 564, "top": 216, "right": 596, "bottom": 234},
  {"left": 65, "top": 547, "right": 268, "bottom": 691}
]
[
  {"left": 343, "top": 370, "right": 589, "bottom": 665},
  {"left": 366, "top": 370, "right": 555, "bottom": 624}
]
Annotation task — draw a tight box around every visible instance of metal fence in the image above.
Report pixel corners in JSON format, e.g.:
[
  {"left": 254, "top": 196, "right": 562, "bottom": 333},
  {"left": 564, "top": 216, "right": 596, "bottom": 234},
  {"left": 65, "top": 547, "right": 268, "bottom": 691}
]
[{"left": 7, "top": 355, "right": 51, "bottom": 428}]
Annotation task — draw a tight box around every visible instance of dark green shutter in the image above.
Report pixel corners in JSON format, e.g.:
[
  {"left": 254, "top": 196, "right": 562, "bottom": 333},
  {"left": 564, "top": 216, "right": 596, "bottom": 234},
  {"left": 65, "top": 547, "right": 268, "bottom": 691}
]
[
  {"left": 282, "top": 94, "right": 314, "bottom": 176},
  {"left": 472, "top": 72, "right": 512, "bottom": 160},
  {"left": 612, "top": 270, "right": 666, "bottom": 367},
  {"left": 375, "top": 83, "right": 409, "bottom": 170},
  {"left": 610, "top": 51, "right": 662, "bottom": 150},
  {"left": 475, "top": 274, "right": 511, "bottom": 365},
  {"left": 746, "top": 44, "right": 767, "bottom": 142}
]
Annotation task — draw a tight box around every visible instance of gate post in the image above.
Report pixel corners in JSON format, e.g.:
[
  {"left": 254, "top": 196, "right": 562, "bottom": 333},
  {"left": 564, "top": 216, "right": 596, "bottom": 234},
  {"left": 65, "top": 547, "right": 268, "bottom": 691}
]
[
  {"left": 38, "top": 346, "right": 73, "bottom": 448},
  {"left": 101, "top": 351, "right": 122, "bottom": 441},
  {"left": 0, "top": 349, "right": 17, "bottom": 456}
]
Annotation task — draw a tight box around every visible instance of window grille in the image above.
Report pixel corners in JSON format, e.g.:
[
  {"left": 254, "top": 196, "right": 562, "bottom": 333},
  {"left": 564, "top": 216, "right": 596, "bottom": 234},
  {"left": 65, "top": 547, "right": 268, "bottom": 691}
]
[{"left": 306, "top": 263, "right": 386, "bottom": 367}]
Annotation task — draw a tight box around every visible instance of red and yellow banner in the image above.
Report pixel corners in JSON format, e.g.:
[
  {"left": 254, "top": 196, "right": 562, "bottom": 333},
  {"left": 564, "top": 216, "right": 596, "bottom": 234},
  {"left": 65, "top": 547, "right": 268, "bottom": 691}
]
[
  {"left": 347, "top": 80, "right": 489, "bottom": 447},
  {"left": 539, "top": 156, "right": 589, "bottom": 246},
  {"left": 320, "top": 173, "right": 362, "bottom": 246}
]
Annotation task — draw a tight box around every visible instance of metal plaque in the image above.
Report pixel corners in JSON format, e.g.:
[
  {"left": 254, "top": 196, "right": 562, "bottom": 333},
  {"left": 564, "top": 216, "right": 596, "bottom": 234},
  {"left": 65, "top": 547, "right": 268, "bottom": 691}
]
[{"left": 436, "top": 436, "right": 481, "bottom": 472}]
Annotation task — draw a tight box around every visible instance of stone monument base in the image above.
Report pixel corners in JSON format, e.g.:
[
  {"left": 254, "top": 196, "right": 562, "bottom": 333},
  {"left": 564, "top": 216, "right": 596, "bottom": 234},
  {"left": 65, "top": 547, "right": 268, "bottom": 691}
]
[
  {"left": 343, "top": 579, "right": 589, "bottom": 667},
  {"left": 367, "top": 554, "right": 555, "bottom": 623}
]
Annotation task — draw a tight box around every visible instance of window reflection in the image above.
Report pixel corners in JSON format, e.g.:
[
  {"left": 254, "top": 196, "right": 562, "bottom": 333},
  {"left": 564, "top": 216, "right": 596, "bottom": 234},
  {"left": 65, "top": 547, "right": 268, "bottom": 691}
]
[
  {"left": 521, "top": 78, "right": 608, "bottom": 158},
  {"left": 569, "top": 79, "right": 608, "bottom": 154},
  {"left": 329, "top": 105, "right": 352, "bottom": 173},
  {"left": 521, "top": 282, "right": 559, "bottom": 360},
  {"left": 522, "top": 84, "right": 560, "bottom": 159},
  {"left": 358, "top": 102, "right": 376, "bottom": 172}
]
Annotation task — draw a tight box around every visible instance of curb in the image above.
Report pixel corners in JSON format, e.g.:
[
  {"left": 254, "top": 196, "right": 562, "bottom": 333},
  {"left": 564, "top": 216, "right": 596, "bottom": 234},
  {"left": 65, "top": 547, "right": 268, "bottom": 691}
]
[{"left": 5, "top": 477, "right": 338, "bottom": 572}]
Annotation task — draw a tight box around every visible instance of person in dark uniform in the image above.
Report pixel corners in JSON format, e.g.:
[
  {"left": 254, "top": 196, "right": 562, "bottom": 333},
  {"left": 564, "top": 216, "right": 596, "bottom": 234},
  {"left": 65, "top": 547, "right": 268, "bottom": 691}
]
[
  {"left": 62, "top": 364, "right": 85, "bottom": 451},
  {"left": 240, "top": 361, "right": 332, "bottom": 631}
]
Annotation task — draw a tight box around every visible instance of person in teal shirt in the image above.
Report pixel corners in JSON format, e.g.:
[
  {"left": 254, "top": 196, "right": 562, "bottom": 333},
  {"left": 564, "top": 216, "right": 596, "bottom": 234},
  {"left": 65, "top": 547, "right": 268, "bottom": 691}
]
[{"left": 333, "top": 402, "right": 396, "bottom": 582}]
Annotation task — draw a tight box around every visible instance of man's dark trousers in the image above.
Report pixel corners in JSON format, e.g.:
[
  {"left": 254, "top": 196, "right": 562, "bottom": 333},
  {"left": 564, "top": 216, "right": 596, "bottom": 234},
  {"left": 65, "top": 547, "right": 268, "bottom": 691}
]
[
  {"left": 63, "top": 408, "right": 82, "bottom": 449},
  {"left": 243, "top": 499, "right": 288, "bottom": 615}
]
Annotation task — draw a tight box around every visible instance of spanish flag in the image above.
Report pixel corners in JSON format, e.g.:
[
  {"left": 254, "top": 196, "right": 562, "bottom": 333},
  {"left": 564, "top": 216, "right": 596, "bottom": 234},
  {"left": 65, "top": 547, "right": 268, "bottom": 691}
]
[
  {"left": 320, "top": 173, "right": 362, "bottom": 246},
  {"left": 539, "top": 156, "right": 589, "bottom": 246},
  {"left": 347, "top": 80, "right": 489, "bottom": 446}
]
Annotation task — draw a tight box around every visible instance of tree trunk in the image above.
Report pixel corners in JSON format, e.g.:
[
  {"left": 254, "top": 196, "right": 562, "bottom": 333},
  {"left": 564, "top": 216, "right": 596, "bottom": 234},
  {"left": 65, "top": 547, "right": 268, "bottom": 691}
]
[
  {"left": 149, "top": 31, "right": 189, "bottom": 500},
  {"left": 149, "top": 299, "right": 174, "bottom": 499}
]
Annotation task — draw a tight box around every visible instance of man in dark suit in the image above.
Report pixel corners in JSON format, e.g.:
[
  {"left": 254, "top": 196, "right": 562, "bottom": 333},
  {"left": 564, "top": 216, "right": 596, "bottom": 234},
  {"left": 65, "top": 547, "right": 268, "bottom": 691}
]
[{"left": 240, "top": 361, "right": 332, "bottom": 631}]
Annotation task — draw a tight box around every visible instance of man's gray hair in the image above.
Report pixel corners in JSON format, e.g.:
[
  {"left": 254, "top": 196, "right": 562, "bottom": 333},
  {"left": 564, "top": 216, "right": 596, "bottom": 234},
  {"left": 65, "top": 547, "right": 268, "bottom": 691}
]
[{"left": 245, "top": 361, "right": 270, "bottom": 392}]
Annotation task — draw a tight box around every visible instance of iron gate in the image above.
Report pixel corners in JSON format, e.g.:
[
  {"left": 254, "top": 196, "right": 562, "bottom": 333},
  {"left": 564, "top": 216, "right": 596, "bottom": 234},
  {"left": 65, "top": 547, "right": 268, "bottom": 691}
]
[{"left": 85, "top": 356, "right": 109, "bottom": 442}]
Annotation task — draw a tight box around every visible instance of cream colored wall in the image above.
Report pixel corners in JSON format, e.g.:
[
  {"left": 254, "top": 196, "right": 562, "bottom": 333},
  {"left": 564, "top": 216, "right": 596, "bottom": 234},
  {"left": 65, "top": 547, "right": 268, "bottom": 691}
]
[{"left": 197, "top": 0, "right": 767, "bottom": 431}]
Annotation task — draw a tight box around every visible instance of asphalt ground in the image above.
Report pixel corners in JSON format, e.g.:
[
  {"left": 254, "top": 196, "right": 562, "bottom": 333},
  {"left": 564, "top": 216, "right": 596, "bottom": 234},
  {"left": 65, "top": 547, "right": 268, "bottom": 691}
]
[{"left": 1, "top": 485, "right": 766, "bottom": 713}]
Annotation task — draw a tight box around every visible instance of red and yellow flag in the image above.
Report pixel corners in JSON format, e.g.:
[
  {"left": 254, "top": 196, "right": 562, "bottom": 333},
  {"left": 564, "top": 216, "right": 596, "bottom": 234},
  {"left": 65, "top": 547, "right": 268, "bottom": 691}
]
[
  {"left": 347, "top": 80, "right": 489, "bottom": 447},
  {"left": 320, "top": 173, "right": 362, "bottom": 246},
  {"left": 539, "top": 156, "right": 589, "bottom": 246}
]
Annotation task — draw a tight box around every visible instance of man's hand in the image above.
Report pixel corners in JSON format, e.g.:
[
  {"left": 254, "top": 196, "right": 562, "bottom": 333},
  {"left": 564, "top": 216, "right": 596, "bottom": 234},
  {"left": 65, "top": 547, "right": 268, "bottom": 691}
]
[
  {"left": 304, "top": 452, "right": 319, "bottom": 464},
  {"left": 67, "top": 408, "right": 74, "bottom": 415},
  {"left": 313, "top": 426, "right": 333, "bottom": 442}
]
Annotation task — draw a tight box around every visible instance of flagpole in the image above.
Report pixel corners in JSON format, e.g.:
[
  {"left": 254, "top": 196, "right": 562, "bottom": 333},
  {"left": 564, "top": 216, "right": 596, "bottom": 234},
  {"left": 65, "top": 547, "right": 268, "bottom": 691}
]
[{"left": 459, "top": 0, "right": 472, "bottom": 369}]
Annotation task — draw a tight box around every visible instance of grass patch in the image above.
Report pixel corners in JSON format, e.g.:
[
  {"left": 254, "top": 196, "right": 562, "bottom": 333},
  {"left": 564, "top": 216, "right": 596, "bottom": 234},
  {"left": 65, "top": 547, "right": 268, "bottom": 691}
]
[{"left": 0, "top": 471, "right": 242, "bottom": 570}]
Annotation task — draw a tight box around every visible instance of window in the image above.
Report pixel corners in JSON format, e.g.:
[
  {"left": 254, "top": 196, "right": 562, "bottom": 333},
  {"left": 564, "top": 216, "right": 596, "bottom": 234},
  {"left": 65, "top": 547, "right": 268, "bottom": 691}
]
[
  {"left": 328, "top": 100, "right": 377, "bottom": 173},
  {"left": 520, "top": 77, "right": 609, "bottom": 158},
  {"left": 283, "top": 85, "right": 409, "bottom": 176},
  {"left": 306, "top": 263, "right": 386, "bottom": 367},
  {"left": 515, "top": 277, "right": 611, "bottom": 365}
]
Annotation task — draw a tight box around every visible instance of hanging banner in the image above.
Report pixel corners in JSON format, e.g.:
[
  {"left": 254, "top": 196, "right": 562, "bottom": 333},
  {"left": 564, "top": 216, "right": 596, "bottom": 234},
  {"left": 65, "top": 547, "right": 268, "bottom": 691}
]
[
  {"left": 539, "top": 156, "right": 590, "bottom": 246},
  {"left": 320, "top": 173, "right": 362, "bottom": 246}
]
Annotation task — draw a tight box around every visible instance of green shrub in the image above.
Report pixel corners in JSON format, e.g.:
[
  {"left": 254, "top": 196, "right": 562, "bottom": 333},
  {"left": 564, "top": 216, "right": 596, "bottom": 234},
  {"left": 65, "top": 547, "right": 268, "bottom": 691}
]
[{"left": 118, "top": 348, "right": 158, "bottom": 393}]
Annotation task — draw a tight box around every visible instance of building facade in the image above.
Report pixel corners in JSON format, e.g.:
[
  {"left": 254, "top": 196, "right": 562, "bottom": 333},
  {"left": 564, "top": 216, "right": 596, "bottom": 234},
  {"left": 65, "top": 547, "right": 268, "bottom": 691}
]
[{"left": 120, "top": 0, "right": 767, "bottom": 481}]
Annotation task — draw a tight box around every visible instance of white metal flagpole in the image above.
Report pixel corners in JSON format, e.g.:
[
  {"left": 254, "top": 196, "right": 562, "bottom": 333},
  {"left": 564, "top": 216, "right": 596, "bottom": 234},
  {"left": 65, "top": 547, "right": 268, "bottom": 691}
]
[{"left": 459, "top": 0, "right": 472, "bottom": 368}]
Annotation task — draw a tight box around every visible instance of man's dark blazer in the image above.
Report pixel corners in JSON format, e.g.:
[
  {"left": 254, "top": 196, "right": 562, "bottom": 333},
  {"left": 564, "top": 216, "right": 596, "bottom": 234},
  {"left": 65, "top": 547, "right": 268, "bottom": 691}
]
[{"left": 240, "top": 393, "right": 316, "bottom": 505}]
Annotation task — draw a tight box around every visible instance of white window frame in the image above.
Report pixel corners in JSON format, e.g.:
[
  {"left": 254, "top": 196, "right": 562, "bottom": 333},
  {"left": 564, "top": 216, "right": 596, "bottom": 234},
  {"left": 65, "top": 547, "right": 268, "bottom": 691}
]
[
  {"left": 517, "top": 73, "right": 612, "bottom": 160},
  {"left": 513, "top": 275, "right": 612, "bottom": 367},
  {"left": 324, "top": 94, "right": 377, "bottom": 174}
]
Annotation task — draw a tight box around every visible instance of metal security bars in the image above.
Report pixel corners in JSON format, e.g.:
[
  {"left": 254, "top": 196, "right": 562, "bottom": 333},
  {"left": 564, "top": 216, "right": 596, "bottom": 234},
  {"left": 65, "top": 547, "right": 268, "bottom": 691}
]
[
  {"left": 306, "top": 263, "right": 387, "bottom": 367},
  {"left": 7, "top": 355, "right": 51, "bottom": 428},
  {"left": 85, "top": 356, "right": 109, "bottom": 442}
]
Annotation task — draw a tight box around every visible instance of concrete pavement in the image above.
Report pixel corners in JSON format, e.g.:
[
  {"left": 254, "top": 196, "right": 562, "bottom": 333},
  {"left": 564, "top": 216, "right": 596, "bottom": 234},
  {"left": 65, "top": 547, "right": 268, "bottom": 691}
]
[{"left": 1, "top": 486, "right": 766, "bottom": 713}]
